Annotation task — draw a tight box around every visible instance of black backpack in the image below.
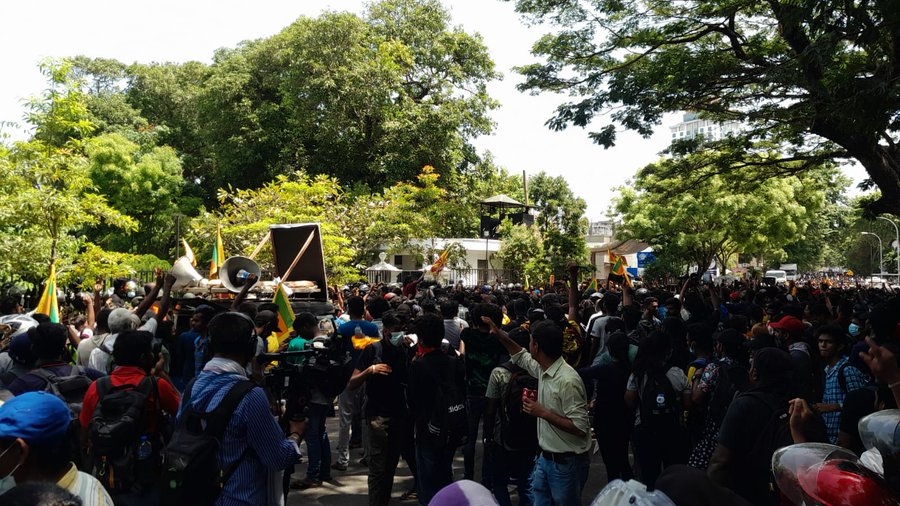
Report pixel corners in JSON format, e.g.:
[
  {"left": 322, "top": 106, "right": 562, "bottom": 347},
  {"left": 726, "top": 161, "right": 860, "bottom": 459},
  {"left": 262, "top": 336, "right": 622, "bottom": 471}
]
[
  {"left": 160, "top": 379, "right": 257, "bottom": 506},
  {"left": 89, "top": 376, "right": 157, "bottom": 494},
  {"left": 33, "top": 364, "right": 94, "bottom": 418},
  {"left": 639, "top": 368, "right": 679, "bottom": 430},
  {"left": 426, "top": 358, "right": 468, "bottom": 448},
  {"left": 498, "top": 362, "right": 539, "bottom": 452},
  {"left": 706, "top": 361, "right": 750, "bottom": 425}
]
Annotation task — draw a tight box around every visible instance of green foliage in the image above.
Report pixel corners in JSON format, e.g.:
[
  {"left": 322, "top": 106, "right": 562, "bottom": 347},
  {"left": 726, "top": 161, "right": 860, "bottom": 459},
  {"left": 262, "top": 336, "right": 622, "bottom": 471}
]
[
  {"left": 84, "top": 133, "right": 201, "bottom": 256},
  {"left": 0, "top": 61, "right": 135, "bottom": 283},
  {"left": 197, "top": 172, "right": 358, "bottom": 285},
  {"left": 79, "top": 0, "right": 498, "bottom": 205},
  {"left": 495, "top": 220, "right": 548, "bottom": 287},
  {"left": 614, "top": 152, "right": 840, "bottom": 272},
  {"left": 65, "top": 243, "right": 168, "bottom": 288},
  {"left": 527, "top": 172, "right": 588, "bottom": 275},
  {"left": 509, "top": 0, "right": 900, "bottom": 216}
]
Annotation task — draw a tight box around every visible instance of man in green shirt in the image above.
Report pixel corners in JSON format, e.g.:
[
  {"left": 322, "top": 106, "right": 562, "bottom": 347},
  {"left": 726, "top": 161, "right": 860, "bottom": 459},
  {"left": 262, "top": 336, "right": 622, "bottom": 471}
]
[{"left": 482, "top": 316, "right": 592, "bottom": 505}]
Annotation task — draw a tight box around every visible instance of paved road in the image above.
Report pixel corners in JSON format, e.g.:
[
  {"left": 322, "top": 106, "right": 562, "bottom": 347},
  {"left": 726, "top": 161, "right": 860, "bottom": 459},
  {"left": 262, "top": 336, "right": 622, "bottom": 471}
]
[{"left": 286, "top": 417, "right": 611, "bottom": 505}]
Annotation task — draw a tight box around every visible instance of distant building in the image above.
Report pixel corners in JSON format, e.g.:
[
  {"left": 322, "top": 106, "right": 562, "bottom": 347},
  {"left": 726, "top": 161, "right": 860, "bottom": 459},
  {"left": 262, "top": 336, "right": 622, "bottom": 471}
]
[{"left": 669, "top": 112, "right": 741, "bottom": 142}]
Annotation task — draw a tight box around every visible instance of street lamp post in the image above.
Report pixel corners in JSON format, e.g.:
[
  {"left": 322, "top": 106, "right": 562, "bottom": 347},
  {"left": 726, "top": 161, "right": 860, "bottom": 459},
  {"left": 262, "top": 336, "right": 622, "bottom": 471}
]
[
  {"left": 877, "top": 216, "right": 900, "bottom": 282},
  {"left": 483, "top": 230, "right": 490, "bottom": 284},
  {"left": 861, "top": 232, "right": 884, "bottom": 278}
]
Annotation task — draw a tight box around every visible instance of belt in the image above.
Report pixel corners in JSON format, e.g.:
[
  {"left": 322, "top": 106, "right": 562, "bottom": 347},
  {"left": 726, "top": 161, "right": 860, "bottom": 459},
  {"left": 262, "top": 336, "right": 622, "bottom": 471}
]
[{"left": 540, "top": 450, "right": 587, "bottom": 464}]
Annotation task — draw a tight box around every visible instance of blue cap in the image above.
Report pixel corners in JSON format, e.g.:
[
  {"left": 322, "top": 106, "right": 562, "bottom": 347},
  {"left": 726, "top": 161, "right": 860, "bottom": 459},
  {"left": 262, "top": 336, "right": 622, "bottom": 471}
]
[{"left": 0, "top": 391, "right": 70, "bottom": 444}]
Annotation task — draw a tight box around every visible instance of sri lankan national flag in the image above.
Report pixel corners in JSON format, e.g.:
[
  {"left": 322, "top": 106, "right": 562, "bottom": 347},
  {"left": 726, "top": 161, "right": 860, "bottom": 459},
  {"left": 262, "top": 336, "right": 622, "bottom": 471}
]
[
  {"left": 273, "top": 282, "right": 295, "bottom": 345},
  {"left": 209, "top": 224, "right": 225, "bottom": 279},
  {"left": 607, "top": 250, "right": 633, "bottom": 288},
  {"left": 35, "top": 262, "right": 60, "bottom": 323},
  {"left": 429, "top": 247, "right": 450, "bottom": 275}
]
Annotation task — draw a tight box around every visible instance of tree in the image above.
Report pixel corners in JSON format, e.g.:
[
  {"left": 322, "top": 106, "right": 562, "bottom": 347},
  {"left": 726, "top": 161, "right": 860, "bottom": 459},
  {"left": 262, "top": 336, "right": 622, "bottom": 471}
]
[
  {"left": 85, "top": 133, "right": 201, "bottom": 257},
  {"left": 494, "top": 219, "right": 548, "bottom": 287},
  {"left": 76, "top": 0, "right": 499, "bottom": 204},
  {"left": 0, "top": 60, "right": 135, "bottom": 283},
  {"left": 508, "top": 0, "right": 900, "bottom": 216},
  {"left": 614, "top": 152, "right": 839, "bottom": 273},
  {"left": 198, "top": 172, "right": 358, "bottom": 285},
  {"left": 527, "top": 172, "right": 588, "bottom": 276}
]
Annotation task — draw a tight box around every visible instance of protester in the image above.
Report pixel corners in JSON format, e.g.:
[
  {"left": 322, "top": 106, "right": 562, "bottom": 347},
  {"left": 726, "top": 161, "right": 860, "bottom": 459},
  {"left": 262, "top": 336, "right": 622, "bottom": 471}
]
[
  {"left": 408, "top": 313, "right": 467, "bottom": 505},
  {"left": 484, "top": 316, "right": 592, "bottom": 505},
  {"left": 334, "top": 296, "right": 379, "bottom": 471},
  {"left": 7, "top": 323, "right": 104, "bottom": 397},
  {"left": 179, "top": 311, "right": 304, "bottom": 505},
  {"left": 288, "top": 312, "right": 334, "bottom": 490},
  {"left": 347, "top": 310, "right": 417, "bottom": 504},
  {"left": 79, "top": 329, "right": 180, "bottom": 504},
  {"left": 814, "top": 324, "right": 869, "bottom": 444},
  {"left": 0, "top": 391, "right": 112, "bottom": 505}
]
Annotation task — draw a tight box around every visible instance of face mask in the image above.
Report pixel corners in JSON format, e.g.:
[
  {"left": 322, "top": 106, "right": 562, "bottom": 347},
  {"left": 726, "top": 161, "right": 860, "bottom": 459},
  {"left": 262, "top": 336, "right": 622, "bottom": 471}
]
[
  {"left": 848, "top": 323, "right": 861, "bottom": 337},
  {"left": 0, "top": 443, "right": 21, "bottom": 495},
  {"left": 390, "top": 331, "right": 404, "bottom": 346},
  {"left": 680, "top": 308, "right": 691, "bottom": 321}
]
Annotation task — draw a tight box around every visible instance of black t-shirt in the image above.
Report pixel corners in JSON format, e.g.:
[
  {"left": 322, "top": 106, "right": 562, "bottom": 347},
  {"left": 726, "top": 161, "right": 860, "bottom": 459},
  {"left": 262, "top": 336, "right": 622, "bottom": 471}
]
[
  {"left": 584, "top": 362, "right": 630, "bottom": 431},
  {"left": 356, "top": 340, "right": 410, "bottom": 418},
  {"left": 717, "top": 390, "right": 789, "bottom": 505},
  {"left": 407, "top": 350, "right": 466, "bottom": 437}
]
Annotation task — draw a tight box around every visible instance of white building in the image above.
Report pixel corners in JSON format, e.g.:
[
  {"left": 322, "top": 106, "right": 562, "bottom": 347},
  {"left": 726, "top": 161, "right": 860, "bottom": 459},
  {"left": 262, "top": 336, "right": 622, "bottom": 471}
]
[
  {"left": 669, "top": 112, "right": 742, "bottom": 142},
  {"left": 371, "top": 238, "right": 507, "bottom": 286}
]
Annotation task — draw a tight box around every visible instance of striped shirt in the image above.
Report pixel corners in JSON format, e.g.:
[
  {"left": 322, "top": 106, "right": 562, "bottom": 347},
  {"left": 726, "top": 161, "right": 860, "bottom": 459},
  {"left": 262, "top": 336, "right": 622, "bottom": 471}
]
[
  {"left": 57, "top": 462, "right": 112, "bottom": 506},
  {"left": 182, "top": 368, "right": 300, "bottom": 506}
]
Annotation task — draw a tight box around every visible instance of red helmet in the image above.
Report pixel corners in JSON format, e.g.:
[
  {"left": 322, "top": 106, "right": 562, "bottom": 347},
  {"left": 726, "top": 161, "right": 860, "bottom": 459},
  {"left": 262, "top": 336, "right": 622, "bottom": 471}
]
[{"left": 798, "top": 459, "right": 899, "bottom": 506}]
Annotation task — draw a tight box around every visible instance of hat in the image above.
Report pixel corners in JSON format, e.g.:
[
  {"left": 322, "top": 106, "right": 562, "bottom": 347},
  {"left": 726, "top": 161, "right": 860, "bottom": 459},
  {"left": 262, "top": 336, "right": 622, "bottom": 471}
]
[
  {"left": 383, "top": 292, "right": 397, "bottom": 301},
  {"left": 589, "top": 292, "right": 602, "bottom": 300},
  {"left": 729, "top": 291, "right": 741, "bottom": 301},
  {"left": 255, "top": 310, "right": 282, "bottom": 332},
  {"left": 770, "top": 315, "right": 804, "bottom": 336},
  {"left": 0, "top": 391, "right": 70, "bottom": 445},
  {"left": 430, "top": 480, "right": 499, "bottom": 506}
]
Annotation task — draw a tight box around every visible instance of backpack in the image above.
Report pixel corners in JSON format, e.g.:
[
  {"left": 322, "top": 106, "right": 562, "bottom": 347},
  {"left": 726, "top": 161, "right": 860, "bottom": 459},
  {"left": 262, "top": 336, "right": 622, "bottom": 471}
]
[
  {"left": 639, "top": 368, "right": 679, "bottom": 430},
  {"left": 160, "top": 379, "right": 257, "bottom": 506},
  {"left": 705, "top": 361, "right": 750, "bottom": 426},
  {"left": 498, "top": 362, "right": 539, "bottom": 452},
  {"left": 426, "top": 357, "right": 468, "bottom": 448},
  {"left": 89, "top": 376, "right": 157, "bottom": 494},
  {"left": 33, "top": 364, "right": 93, "bottom": 418}
]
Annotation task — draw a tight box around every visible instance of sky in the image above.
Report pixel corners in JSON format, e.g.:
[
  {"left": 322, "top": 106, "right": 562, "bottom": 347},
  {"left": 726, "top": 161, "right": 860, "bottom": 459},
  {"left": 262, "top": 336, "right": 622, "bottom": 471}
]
[{"left": 0, "top": 0, "right": 863, "bottom": 220}]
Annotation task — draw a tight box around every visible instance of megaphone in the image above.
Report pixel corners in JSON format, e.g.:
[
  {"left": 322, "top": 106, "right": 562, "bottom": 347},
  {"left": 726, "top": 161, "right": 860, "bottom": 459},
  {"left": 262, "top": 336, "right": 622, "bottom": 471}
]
[
  {"left": 171, "top": 256, "right": 203, "bottom": 290},
  {"left": 220, "top": 256, "right": 262, "bottom": 292}
]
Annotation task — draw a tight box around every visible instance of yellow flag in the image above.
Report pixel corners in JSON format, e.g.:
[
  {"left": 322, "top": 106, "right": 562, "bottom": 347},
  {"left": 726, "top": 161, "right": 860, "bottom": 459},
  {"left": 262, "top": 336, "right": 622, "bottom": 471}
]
[
  {"left": 209, "top": 224, "right": 225, "bottom": 279},
  {"left": 34, "top": 263, "right": 60, "bottom": 323}
]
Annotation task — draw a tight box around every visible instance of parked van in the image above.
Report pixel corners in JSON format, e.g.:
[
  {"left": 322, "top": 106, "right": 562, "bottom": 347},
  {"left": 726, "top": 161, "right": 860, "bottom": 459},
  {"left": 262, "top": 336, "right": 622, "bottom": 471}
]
[{"left": 764, "top": 269, "right": 788, "bottom": 285}]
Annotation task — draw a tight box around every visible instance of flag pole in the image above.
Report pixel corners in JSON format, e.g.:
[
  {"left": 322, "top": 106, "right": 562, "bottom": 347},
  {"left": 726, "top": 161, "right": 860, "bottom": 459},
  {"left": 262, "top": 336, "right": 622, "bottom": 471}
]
[
  {"left": 248, "top": 231, "right": 272, "bottom": 260},
  {"left": 281, "top": 231, "right": 316, "bottom": 281}
]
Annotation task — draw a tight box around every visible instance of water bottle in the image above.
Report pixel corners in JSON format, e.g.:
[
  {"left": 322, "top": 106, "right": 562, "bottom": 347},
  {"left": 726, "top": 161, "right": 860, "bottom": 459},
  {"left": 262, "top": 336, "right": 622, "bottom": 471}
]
[{"left": 137, "top": 435, "right": 152, "bottom": 461}]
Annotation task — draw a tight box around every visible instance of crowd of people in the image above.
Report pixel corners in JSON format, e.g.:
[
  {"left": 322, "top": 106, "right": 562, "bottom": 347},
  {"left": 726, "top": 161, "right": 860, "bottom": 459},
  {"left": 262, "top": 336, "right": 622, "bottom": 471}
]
[{"left": 0, "top": 264, "right": 899, "bottom": 506}]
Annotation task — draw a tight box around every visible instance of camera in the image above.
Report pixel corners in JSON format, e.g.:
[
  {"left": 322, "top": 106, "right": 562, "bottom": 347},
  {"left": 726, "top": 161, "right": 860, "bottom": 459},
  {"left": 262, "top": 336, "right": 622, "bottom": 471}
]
[{"left": 260, "top": 335, "right": 353, "bottom": 422}]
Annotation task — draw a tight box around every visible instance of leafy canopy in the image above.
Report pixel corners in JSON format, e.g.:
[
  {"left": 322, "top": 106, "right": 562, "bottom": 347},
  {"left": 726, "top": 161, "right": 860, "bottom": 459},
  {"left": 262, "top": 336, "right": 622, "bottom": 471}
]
[{"left": 509, "top": 0, "right": 900, "bottom": 215}]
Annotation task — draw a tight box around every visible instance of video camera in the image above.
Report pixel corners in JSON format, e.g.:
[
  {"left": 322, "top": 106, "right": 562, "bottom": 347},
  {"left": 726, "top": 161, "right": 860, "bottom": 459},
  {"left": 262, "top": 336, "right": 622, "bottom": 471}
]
[{"left": 259, "top": 335, "right": 353, "bottom": 422}]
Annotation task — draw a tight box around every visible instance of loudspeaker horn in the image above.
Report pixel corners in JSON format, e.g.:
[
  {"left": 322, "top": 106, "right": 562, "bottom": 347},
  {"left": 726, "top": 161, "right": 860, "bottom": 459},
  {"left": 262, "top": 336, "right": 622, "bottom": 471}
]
[
  {"left": 171, "top": 256, "right": 203, "bottom": 290},
  {"left": 220, "top": 256, "right": 262, "bottom": 293}
]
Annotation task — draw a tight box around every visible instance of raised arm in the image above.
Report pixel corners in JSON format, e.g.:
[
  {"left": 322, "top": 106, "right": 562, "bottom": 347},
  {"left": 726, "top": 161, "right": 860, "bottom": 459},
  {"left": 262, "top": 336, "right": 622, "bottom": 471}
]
[
  {"left": 230, "top": 272, "right": 258, "bottom": 311},
  {"left": 133, "top": 269, "right": 163, "bottom": 319}
]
